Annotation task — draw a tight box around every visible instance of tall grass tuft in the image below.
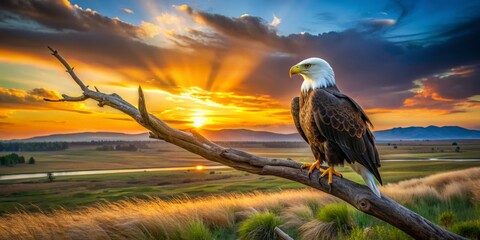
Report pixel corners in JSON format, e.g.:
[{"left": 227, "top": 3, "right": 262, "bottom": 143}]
[
  {"left": 299, "top": 220, "right": 337, "bottom": 240},
  {"left": 407, "top": 193, "right": 475, "bottom": 225},
  {"left": 306, "top": 199, "right": 321, "bottom": 215},
  {"left": 439, "top": 211, "right": 455, "bottom": 227},
  {"left": 178, "top": 220, "right": 213, "bottom": 240},
  {"left": 352, "top": 208, "right": 380, "bottom": 228},
  {"left": 239, "top": 212, "right": 282, "bottom": 240},
  {"left": 299, "top": 203, "right": 353, "bottom": 240},
  {"left": 315, "top": 203, "right": 352, "bottom": 234},
  {"left": 346, "top": 225, "right": 412, "bottom": 240},
  {"left": 281, "top": 204, "right": 314, "bottom": 229},
  {"left": 451, "top": 220, "right": 480, "bottom": 240}
]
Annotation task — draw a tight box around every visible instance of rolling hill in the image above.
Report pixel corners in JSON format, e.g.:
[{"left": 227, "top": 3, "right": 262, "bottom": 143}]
[
  {"left": 6, "top": 129, "right": 301, "bottom": 142},
  {"left": 8, "top": 132, "right": 151, "bottom": 142},
  {"left": 4, "top": 126, "right": 480, "bottom": 142}
]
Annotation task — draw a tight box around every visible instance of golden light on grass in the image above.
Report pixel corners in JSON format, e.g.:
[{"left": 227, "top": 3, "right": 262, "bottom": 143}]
[
  {"left": 195, "top": 165, "right": 205, "bottom": 171},
  {"left": 0, "top": 168, "right": 478, "bottom": 239}
]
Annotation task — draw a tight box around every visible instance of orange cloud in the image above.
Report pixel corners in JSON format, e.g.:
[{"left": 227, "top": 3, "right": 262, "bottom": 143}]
[
  {"left": 403, "top": 66, "right": 479, "bottom": 114},
  {"left": 0, "top": 84, "right": 296, "bottom": 140},
  {"left": 140, "top": 86, "right": 292, "bottom": 130},
  {"left": 156, "top": 13, "right": 185, "bottom": 25},
  {"left": 367, "top": 107, "right": 480, "bottom": 131},
  {"left": 0, "top": 87, "right": 90, "bottom": 114},
  {"left": 139, "top": 21, "right": 163, "bottom": 38},
  {"left": 0, "top": 49, "right": 56, "bottom": 69},
  {"left": 365, "top": 108, "right": 393, "bottom": 115},
  {"left": 403, "top": 87, "right": 453, "bottom": 107}
]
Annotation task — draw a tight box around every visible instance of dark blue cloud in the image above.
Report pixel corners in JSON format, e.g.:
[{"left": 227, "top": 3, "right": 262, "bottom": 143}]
[
  {"left": 181, "top": 6, "right": 480, "bottom": 108},
  {"left": 0, "top": 0, "right": 143, "bottom": 38}
]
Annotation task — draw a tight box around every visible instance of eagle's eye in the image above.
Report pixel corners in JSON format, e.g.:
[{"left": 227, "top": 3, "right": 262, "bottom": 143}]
[{"left": 304, "top": 63, "right": 312, "bottom": 69}]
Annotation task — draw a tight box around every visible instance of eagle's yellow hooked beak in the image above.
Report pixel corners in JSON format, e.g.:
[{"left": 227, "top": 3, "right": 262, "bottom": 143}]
[{"left": 289, "top": 64, "right": 302, "bottom": 78}]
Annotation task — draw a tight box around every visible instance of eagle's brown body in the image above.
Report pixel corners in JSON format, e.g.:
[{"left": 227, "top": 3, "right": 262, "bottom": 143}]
[{"left": 291, "top": 86, "right": 382, "bottom": 184}]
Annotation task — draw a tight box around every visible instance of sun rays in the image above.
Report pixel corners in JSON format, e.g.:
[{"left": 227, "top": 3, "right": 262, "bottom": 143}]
[{"left": 193, "top": 116, "right": 206, "bottom": 128}]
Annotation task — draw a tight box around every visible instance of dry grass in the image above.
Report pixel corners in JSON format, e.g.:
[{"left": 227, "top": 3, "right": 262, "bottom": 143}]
[
  {"left": 281, "top": 204, "right": 315, "bottom": 229},
  {"left": 299, "top": 220, "right": 337, "bottom": 240},
  {"left": 381, "top": 167, "right": 480, "bottom": 203},
  {"left": 0, "top": 190, "right": 333, "bottom": 240},
  {"left": 0, "top": 167, "right": 478, "bottom": 240}
]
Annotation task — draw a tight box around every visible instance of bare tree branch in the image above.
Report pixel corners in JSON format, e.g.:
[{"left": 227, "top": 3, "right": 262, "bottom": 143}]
[
  {"left": 45, "top": 47, "right": 465, "bottom": 240},
  {"left": 44, "top": 94, "right": 88, "bottom": 102},
  {"left": 275, "top": 227, "right": 294, "bottom": 240}
]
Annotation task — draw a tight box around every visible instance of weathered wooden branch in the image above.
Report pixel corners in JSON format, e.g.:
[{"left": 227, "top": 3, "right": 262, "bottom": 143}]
[
  {"left": 275, "top": 227, "right": 294, "bottom": 240},
  {"left": 44, "top": 47, "right": 465, "bottom": 240}
]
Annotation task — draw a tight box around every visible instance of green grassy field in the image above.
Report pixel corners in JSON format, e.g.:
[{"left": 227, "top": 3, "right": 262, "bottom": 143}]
[
  {"left": 0, "top": 140, "right": 479, "bottom": 214},
  {"left": 1, "top": 168, "right": 479, "bottom": 240},
  {"left": 1, "top": 140, "right": 479, "bottom": 175},
  {"left": 0, "top": 143, "right": 210, "bottom": 174},
  {"left": 1, "top": 161, "right": 479, "bottom": 214}
]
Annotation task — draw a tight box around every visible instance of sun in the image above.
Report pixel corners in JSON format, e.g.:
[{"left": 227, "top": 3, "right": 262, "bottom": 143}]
[
  {"left": 193, "top": 116, "right": 206, "bottom": 128},
  {"left": 195, "top": 165, "right": 205, "bottom": 171}
]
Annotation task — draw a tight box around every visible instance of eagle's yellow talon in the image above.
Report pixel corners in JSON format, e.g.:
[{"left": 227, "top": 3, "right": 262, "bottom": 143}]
[
  {"left": 319, "top": 166, "right": 342, "bottom": 184},
  {"left": 302, "top": 160, "right": 321, "bottom": 174}
]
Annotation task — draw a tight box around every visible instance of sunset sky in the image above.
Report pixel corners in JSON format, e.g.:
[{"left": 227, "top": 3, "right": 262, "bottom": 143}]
[{"left": 0, "top": 0, "right": 479, "bottom": 139}]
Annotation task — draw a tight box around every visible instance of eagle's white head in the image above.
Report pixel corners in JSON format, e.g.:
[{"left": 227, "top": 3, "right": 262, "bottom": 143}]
[{"left": 289, "top": 57, "right": 336, "bottom": 92}]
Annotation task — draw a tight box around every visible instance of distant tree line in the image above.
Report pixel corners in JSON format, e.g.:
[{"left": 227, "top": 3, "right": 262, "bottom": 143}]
[
  {"left": 0, "top": 142, "right": 68, "bottom": 152},
  {"left": 96, "top": 144, "right": 139, "bottom": 152},
  {"left": 218, "top": 141, "right": 309, "bottom": 148},
  {"left": 72, "top": 141, "right": 154, "bottom": 146},
  {"left": 0, "top": 153, "right": 35, "bottom": 166}
]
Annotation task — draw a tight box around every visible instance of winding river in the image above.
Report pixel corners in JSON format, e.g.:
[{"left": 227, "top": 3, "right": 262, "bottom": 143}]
[
  {"left": 1, "top": 158, "right": 479, "bottom": 181},
  {"left": 0, "top": 165, "right": 229, "bottom": 181}
]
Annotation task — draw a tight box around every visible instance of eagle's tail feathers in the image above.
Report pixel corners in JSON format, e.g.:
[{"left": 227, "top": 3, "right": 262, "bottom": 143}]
[{"left": 350, "top": 162, "right": 381, "bottom": 198}]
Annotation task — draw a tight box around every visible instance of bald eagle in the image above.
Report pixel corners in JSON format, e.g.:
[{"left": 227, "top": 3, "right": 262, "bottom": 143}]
[{"left": 289, "top": 58, "right": 382, "bottom": 197}]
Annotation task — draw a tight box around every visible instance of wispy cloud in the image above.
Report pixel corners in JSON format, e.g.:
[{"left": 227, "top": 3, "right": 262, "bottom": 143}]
[
  {"left": 361, "top": 18, "right": 396, "bottom": 32},
  {"left": 156, "top": 13, "right": 185, "bottom": 25},
  {"left": 270, "top": 14, "right": 281, "bottom": 27},
  {"left": 122, "top": 8, "right": 134, "bottom": 14}
]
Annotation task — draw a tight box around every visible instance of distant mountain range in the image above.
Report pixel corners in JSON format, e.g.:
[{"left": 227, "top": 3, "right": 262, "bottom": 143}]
[
  {"left": 198, "top": 129, "right": 301, "bottom": 142},
  {"left": 4, "top": 126, "right": 480, "bottom": 142},
  {"left": 374, "top": 126, "right": 480, "bottom": 140}
]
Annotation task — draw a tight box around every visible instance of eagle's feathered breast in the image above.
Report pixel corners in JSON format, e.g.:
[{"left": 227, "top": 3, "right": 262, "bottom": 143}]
[{"left": 299, "top": 90, "right": 326, "bottom": 146}]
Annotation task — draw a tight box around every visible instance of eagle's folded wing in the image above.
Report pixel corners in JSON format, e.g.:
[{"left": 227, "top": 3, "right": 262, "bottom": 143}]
[
  {"left": 312, "top": 90, "right": 382, "bottom": 184},
  {"left": 291, "top": 97, "right": 309, "bottom": 144}
]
